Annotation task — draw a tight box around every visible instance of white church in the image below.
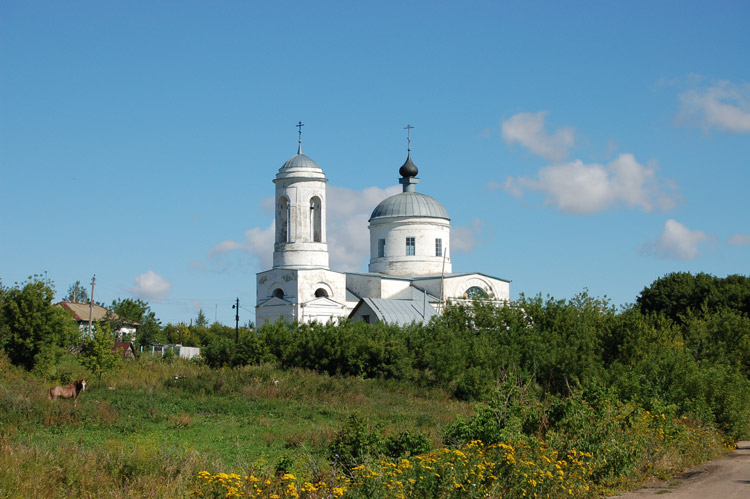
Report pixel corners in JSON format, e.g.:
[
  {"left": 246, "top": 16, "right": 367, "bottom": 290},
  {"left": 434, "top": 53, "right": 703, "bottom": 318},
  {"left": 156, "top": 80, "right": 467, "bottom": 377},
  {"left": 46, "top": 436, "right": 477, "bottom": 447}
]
[{"left": 255, "top": 127, "right": 510, "bottom": 326}]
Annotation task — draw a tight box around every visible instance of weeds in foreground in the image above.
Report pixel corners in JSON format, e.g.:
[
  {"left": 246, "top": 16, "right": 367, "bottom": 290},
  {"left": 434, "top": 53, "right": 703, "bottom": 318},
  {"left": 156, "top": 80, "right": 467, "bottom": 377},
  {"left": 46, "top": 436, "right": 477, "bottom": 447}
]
[
  {"left": 194, "top": 439, "right": 596, "bottom": 498},
  {"left": 193, "top": 408, "right": 733, "bottom": 499}
]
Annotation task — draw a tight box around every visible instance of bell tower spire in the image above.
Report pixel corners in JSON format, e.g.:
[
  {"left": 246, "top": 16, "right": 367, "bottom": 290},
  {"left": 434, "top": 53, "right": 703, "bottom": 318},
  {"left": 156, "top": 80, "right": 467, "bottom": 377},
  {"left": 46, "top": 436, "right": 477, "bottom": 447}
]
[
  {"left": 399, "top": 124, "right": 419, "bottom": 193},
  {"left": 296, "top": 121, "right": 304, "bottom": 154}
]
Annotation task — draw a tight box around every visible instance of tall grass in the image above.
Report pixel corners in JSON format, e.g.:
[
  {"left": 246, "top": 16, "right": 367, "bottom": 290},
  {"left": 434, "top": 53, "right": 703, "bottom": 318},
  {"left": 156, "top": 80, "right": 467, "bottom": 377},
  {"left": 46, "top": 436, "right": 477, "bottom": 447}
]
[
  {"left": 0, "top": 350, "right": 734, "bottom": 498},
  {"left": 0, "top": 352, "right": 471, "bottom": 498}
]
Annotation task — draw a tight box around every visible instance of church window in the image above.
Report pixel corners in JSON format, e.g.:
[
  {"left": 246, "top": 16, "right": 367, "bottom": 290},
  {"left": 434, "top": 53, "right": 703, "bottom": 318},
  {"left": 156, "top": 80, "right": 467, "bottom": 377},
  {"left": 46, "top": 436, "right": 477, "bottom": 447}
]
[
  {"left": 273, "top": 288, "right": 284, "bottom": 299},
  {"left": 406, "top": 237, "right": 415, "bottom": 256},
  {"left": 278, "top": 197, "right": 290, "bottom": 243},
  {"left": 435, "top": 238, "right": 443, "bottom": 257},
  {"left": 464, "top": 286, "right": 488, "bottom": 300},
  {"left": 378, "top": 239, "right": 385, "bottom": 258},
  {"left": 310, "top": 196, "right": 322, "bottom": 242},
  {"left": 314, "top": 288, "right": 328, "bottom": 298}
]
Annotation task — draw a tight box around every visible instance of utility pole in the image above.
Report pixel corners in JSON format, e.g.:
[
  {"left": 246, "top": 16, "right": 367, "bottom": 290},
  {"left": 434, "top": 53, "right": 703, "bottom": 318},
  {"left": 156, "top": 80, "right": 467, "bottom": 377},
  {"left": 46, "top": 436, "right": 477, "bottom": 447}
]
[
  {"left": 232, "top": 298, "right": 240, "bottom": 345},
  {"left": 88, "top": 275, "right": 96, "bottom": 337}
]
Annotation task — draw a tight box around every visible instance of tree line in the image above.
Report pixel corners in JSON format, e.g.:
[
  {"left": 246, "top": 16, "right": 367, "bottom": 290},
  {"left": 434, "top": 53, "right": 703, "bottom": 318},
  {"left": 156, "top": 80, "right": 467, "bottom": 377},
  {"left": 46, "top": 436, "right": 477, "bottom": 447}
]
[{"left": 0, "top": 276, "right": 251, "bottom": 376}]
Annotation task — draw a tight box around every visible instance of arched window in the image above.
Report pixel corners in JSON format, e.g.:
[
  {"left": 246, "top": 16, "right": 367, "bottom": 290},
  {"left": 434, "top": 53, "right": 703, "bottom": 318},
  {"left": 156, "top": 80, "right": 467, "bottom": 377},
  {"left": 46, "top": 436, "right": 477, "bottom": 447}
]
[
  {"left": 314, "top": 288, "right": 328, "bottom": 298},
  {"left": 277, "top": 196, "right": 290, "bottom": 243},
  {"left": 273, "top": 288, "right": 284, "bottom": 299},
  {"left": 310, "top": 196, "right": 322, "bottom": 242},
  {"left": 464, "top": 286, "right": 488, "bottom": 300}
]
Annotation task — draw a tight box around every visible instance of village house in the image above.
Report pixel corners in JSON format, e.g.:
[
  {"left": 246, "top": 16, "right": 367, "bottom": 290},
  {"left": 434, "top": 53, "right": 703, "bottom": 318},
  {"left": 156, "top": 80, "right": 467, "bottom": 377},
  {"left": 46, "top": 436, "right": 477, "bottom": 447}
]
[{"left": 56, "top": 301, "right": 139, "bottom": 340}]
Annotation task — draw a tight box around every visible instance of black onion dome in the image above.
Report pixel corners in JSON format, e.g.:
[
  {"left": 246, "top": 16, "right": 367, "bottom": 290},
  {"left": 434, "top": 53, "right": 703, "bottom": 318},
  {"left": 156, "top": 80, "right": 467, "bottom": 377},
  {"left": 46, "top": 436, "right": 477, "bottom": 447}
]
[{"left": 399, "top": 154, "right": 419, "bottom": 178}]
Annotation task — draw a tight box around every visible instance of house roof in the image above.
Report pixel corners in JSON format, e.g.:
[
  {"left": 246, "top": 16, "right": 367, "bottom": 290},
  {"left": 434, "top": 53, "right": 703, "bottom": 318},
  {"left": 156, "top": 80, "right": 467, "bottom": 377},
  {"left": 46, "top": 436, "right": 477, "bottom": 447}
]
[
  {"left": 352, "top": 298, "right": 437, "bottom": 326},
  {"left": 55, "top": 301, "right": 141, "bottom": 327},
  {"left": 345, "top": 288, "right": 361, "bottom": 302},
  {"left": 113, "top": 342, "right": 136, "bottom": 357},
  {"left": 56, "top": 301, "right": 112, "bottom": 322},
  {"left": 388, "top": 285, "right": 440, "bottom": 302}
]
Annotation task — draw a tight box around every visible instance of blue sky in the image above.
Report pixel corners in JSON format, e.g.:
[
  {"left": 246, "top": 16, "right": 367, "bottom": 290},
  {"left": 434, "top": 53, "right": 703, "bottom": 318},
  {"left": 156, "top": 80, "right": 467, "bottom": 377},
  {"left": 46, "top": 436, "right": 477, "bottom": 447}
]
[{"left": 1, "top": 1, "right": 748, "bottom": 326}]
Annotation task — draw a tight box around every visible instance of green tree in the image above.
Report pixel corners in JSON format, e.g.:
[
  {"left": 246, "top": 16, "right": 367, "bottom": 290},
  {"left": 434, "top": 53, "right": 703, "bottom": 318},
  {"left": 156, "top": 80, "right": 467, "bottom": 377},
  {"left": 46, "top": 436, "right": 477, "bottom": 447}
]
[
  {"left": 637, "top": 272, "right": 750, "bottom": 322},
  {"left": 164, "top": 322, "right": 198, "bottom": 346},
  {"left": 64, "top": 280, "right": 89, "bottom": 303},
  {"left": 0, "top": 276, "right": 80, "bottom": 370},
  {"left": 110, "top": 298, "right": 150, "bottom": 324},
  {"left": 235, "top": 331, "right": 268, "bottom": 366},
  {"left": 109, "top": 298, "right": 162, "bottom": 349},
  {"left": 195, "top": 309, "right": 208, "bottom": 327},
  {"left": 79, "top": 321, "right": 120, "bottom": 380},
  {"left": 203, "top": 336, "right": 235, "bottom": 368}
]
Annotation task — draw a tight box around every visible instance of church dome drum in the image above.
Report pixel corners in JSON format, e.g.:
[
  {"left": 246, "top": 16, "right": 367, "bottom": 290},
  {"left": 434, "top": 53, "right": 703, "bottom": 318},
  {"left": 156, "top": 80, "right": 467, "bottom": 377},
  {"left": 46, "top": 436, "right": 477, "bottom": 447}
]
[{"left": 368, "top": 153, "right": 452, "bottom": 277}]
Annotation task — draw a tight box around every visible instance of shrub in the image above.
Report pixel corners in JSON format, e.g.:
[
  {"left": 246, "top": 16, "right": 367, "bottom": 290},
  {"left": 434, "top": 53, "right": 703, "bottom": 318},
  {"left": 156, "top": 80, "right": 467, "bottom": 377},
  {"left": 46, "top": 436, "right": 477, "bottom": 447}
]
[
  {"left": 329, "top": 413, "right": 383, "bottom": 470},
  {"left": 203, "top": 336, "right": 235, "bottom": 368}
]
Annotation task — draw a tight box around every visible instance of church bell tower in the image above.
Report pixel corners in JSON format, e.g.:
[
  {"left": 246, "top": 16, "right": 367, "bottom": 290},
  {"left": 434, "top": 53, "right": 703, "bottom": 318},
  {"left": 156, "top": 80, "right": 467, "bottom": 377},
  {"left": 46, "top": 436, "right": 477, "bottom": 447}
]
[{"left": 272, "top": 122, "right": 329, "bottom": 269}]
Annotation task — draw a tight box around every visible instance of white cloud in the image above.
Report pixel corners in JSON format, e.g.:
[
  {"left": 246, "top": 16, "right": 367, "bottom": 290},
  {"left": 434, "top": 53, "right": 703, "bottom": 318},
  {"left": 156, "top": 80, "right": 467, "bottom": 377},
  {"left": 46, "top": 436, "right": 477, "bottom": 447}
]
[
  {"left": 326, "top": 185, "right": 401, "bottom": 271},
  {"left": 641, "top": 219, "right": 710, "bottom": 260},
  {"left": 451, "top": 218, "right": 484, "bottom": 254},
  {"left": 192, "top": 299, "right": 204, "bottom": 315},
  {"left": 486, "top": 180, "right": 503, "bottom": 191},
  {"left": 207, "top": 184, "right": 491, "bottom": 272},
  {"left": 729, "top": 233, "right": 750, "bottom": 246},
  {"left": 207, "top": 223, "right": 275, "bottom": 270},
  {"left": 501, "top": 111, "right": 575, "bottom": 162},
  {"left": 130, "top": 270, "right": 171, "bottom": 302},
  {"left": 678, "top": 80, "right": 750, "bottom": 133},
  {"left": 259, "top": 197, "right": 275, "bottom": 215},
  {"left": 206, "top": 185, "right": 401, "bottom": 273},
  {"left": 504, "top": 153, "right": 679, "bottom": 215}
]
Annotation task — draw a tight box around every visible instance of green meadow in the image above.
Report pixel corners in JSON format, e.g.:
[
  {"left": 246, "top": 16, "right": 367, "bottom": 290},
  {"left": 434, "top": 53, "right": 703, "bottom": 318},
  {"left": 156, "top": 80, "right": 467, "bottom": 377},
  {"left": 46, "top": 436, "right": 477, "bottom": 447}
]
[{"left": 0, "top": 355, "right": 473, "bottom": 497}]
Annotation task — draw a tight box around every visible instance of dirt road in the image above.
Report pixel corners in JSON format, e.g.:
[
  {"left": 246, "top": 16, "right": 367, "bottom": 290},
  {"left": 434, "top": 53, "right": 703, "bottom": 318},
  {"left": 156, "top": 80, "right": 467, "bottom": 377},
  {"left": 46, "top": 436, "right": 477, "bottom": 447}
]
[{"left": 612, "top": 441, "right": 750, "bottom": 498}]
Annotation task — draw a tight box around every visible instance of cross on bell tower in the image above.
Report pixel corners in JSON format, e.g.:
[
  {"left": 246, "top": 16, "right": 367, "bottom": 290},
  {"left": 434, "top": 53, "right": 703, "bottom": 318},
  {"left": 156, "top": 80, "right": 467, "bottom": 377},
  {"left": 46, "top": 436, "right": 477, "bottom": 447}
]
[
  {"left": 296, "top": 121, "right": 304, "bottom": 154},
  {"left": 404, "top": 123, "right": 414, "bottom": 153}
]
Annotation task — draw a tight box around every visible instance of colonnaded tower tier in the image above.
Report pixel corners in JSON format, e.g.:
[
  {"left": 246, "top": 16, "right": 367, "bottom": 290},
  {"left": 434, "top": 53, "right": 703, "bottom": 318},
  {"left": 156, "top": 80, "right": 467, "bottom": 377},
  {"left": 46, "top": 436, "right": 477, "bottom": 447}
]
[{"left": 272, "top": 142, "right": 329, "bottom": 269}]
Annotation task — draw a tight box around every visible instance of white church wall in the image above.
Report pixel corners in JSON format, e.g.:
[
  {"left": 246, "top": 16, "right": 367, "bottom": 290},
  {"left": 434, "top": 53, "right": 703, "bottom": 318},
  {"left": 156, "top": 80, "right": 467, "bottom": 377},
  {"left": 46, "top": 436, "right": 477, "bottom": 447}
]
[
  {"left": 256, "top": 301, "right": 295, "bottom": 326},
  {"left": 379, "top": 278, "right": 414, "bottom": 299},
  {"left": 444, "top": 275, "right": 510, "bottom": 302},
  {"left": 296, "top": 269, "right": 347, "bottom": 303},
  {"left": 298, "top": 297, "right": 348, "bottom": 324},
  {"left": 346, "top": 273, "right": 382, "bottom": 300},
  {"left": 369, "top": 217, "right": 451, "bottom": 276},
  {"left": 408, "top": 275, "right": 510, "bottom": 304},
  {"left": 258, "top": 269, "right": 299, "bottom": 301}
]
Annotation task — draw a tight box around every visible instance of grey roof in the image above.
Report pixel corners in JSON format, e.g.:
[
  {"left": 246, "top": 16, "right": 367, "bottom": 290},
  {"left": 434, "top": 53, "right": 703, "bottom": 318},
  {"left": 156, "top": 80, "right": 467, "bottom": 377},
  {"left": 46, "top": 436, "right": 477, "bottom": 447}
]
[
  {"left": 409, "top": 272, "right": 512, "bottom": 284},
  {"left": 370, "top": 191, "right": 449, "bottom": 220},
  {"left": 389, "top": 285, "right": 441, "bottom": 302},
  {"left": 280, "top": 153, "right": 321, "bottom": 171},
  {"left": 358, "top": 298, "right": 437, "bottom": 326}
]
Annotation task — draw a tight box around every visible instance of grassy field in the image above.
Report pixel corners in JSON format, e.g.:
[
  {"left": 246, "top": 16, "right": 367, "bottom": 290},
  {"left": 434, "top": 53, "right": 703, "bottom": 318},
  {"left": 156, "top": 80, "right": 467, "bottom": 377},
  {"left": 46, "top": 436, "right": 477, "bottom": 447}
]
[
  {"left": 0, "top": 353, "right": 474, "bottom": 498},
  {"left": 1, "top": 352, "right": 735, "bottom": 498}
]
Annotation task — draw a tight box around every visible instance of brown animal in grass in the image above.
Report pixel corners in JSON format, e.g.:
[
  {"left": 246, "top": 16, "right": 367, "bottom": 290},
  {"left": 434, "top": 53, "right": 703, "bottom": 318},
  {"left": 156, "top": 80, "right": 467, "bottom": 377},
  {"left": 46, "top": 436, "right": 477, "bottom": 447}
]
[{"left": 48, "top": 379, "right": 87, "bottom": 407}]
